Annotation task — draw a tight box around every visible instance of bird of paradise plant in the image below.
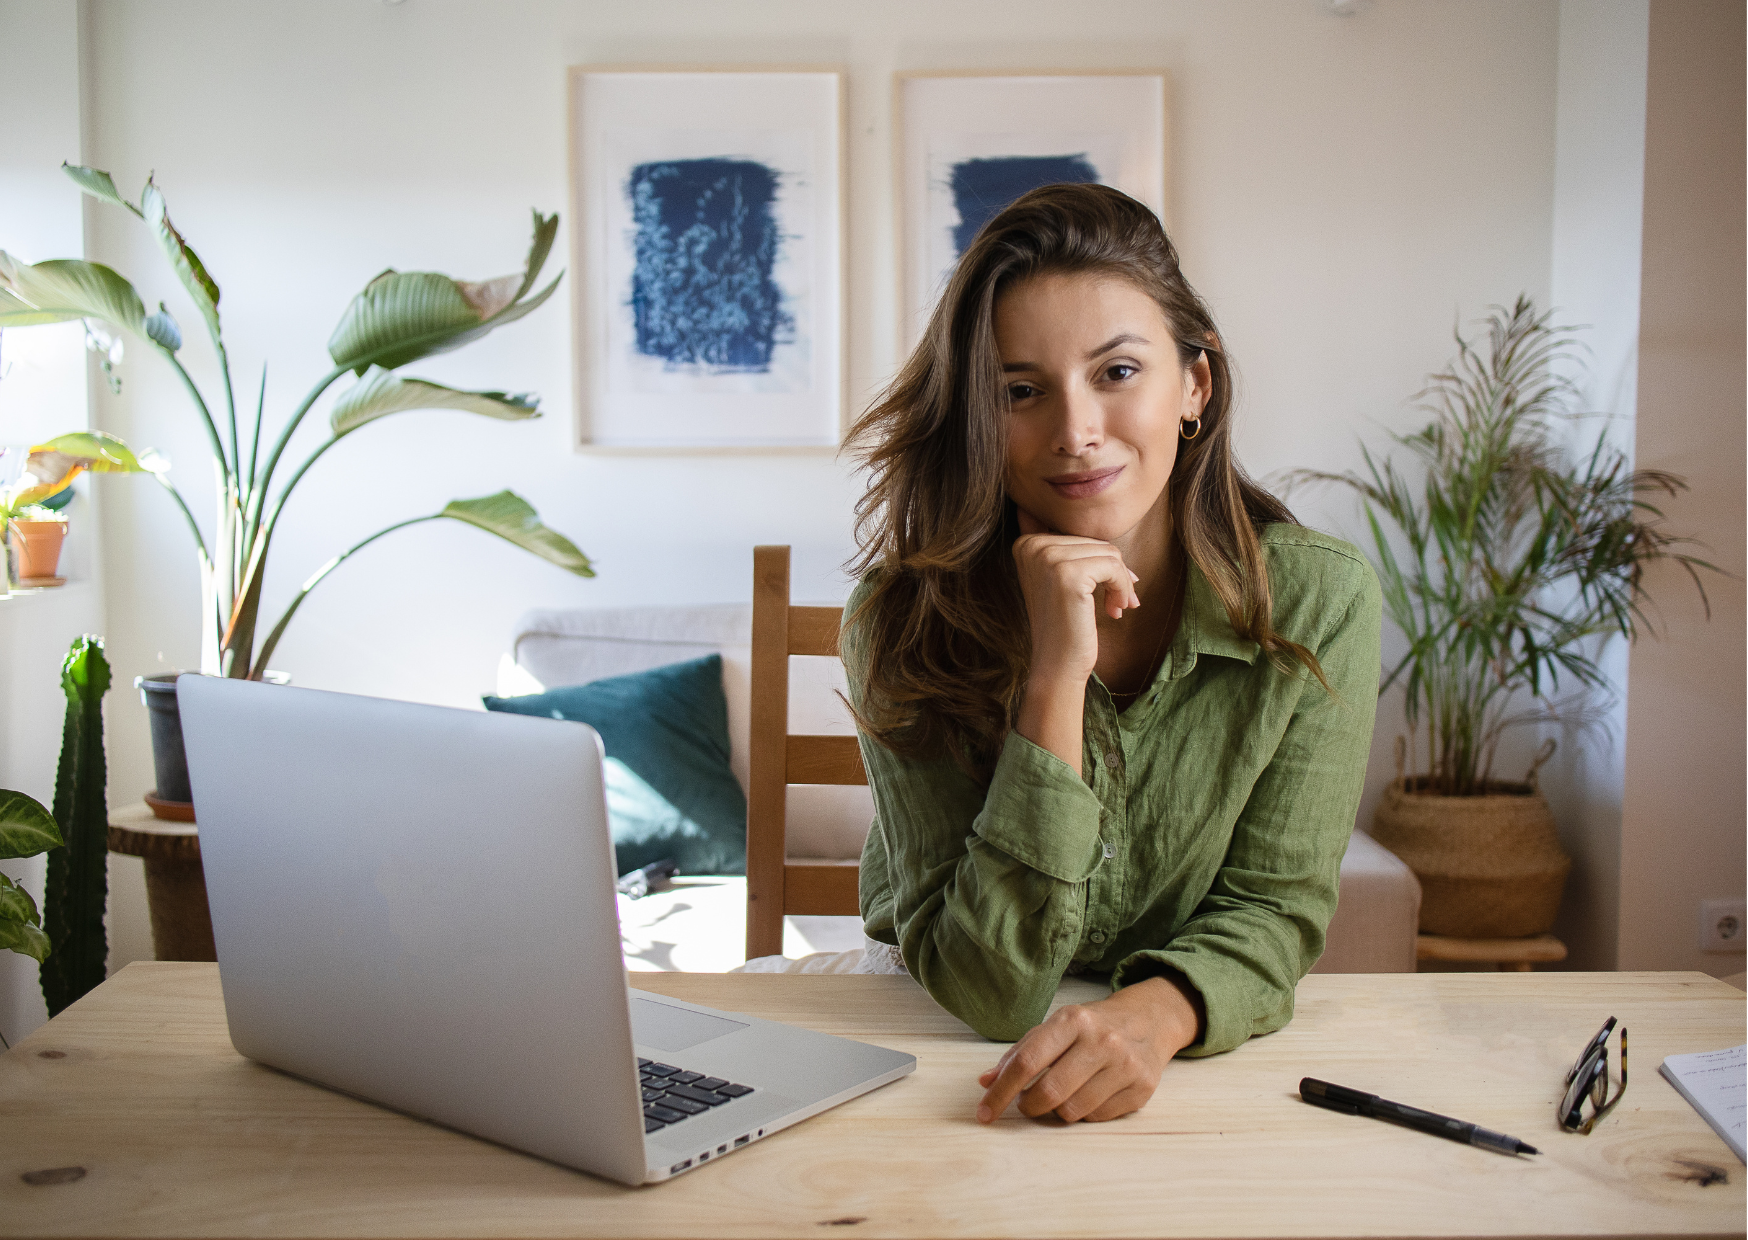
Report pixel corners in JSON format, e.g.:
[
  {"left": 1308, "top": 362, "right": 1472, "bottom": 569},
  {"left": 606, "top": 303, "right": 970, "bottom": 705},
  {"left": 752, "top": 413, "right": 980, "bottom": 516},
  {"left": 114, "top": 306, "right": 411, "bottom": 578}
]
[{"left": 0, "top": 163, "right": 591, "bottom": 677}]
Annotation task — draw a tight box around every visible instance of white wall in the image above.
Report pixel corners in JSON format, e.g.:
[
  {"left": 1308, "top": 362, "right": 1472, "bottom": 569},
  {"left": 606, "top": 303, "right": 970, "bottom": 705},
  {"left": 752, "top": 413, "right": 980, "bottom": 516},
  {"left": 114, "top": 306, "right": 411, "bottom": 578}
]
[
  {"left": 1542, "top": 0, "right": 1650, "bottom": 971},
  {"left": 1619, "top": 0, "right": 1746, "bottom": 978},
  {"left": 52, "top": 0, "right": 1616, "bottom": 977}
]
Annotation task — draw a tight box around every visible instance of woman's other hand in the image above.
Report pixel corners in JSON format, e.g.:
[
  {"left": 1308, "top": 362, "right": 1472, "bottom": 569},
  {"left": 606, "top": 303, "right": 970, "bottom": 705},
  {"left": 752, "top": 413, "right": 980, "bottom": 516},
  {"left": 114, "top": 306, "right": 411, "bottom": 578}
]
[
  {"left": 1011, "top": 506, "right": 1139, "bottom": 771},
  {"left": 974, "top": 975, "right": 1203, "bottom": 1124}
]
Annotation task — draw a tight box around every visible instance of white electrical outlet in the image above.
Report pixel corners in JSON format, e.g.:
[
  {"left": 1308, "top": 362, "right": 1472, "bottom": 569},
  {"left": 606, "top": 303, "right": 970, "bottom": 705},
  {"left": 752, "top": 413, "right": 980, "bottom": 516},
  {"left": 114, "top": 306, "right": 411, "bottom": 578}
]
[{"left": 1699, "top": 899, "right": 1746, "bottom": 953}]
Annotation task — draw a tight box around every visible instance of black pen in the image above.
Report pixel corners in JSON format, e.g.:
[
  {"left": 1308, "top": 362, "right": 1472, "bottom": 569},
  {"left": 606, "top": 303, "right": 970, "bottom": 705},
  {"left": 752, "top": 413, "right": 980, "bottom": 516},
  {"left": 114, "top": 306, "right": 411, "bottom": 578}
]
[{"left": 1299, "top": 1077, "right": 1539, "bottom": 1156}]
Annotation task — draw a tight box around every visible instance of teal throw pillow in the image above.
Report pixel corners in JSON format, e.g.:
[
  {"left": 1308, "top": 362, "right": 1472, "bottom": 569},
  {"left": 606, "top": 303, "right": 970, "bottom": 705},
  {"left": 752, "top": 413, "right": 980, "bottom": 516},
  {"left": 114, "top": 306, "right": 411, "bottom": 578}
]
[{"left": 482, "top": 654, "right": 746, "bottom": 876}]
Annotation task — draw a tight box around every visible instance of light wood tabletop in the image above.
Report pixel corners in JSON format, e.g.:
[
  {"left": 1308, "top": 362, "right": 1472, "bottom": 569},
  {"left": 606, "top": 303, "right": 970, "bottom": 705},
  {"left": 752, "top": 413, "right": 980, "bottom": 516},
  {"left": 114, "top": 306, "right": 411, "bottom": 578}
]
[{"left": 0, "top": 963, "right": 1741, "bottom": 1239}]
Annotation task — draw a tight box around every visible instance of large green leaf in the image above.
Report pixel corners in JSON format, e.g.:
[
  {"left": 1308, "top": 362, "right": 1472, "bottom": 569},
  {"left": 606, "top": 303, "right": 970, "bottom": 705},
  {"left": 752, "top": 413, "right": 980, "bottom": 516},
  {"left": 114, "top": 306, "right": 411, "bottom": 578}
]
[
  {"left": 439, "top": 491, "right": 593, "bottom": 577},
  {"left": 326, "top": 211, "right": 563, "bottom": 375},
  {"left": 31, "top": 430, "right": 160, "bottom": 474},
  {"left": 0, "top": 906, "right": 52, "bottom": 963},
  {"left": 12, "top": 431, "right": 166, "bottom": 510},
  {"left": 0, "top": 252, "right": 146, "bottom": 336},
  {"left": 142, "top": 179, "right": 222, "bottom": 345},
  {"left": 0, "top": 286, "right": 83, "bottom": 327},
  {"left": 62, "top": 163, "right": 143, "bottom": 217},
  {"left": 327, "top": 270, "right": 480, "bottom": 374},
  {"left": 329, "top": 367, "right": 539, "bottom": 437},
  {"left": 0, "top": 789, "right": 62, "bottom": 860},
  {"left": 0, "top": 872, "right": 40, "bottom": 925},
  {"left": 511, "top": 209, "right": 560, "bottom": 304}
]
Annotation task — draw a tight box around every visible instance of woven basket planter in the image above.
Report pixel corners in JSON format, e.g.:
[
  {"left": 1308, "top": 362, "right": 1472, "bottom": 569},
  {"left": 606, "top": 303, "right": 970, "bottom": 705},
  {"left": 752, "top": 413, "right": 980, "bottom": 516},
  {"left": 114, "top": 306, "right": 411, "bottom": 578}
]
[{"left": 1371, "top": 777, "right": 1572, "bottom": 938}]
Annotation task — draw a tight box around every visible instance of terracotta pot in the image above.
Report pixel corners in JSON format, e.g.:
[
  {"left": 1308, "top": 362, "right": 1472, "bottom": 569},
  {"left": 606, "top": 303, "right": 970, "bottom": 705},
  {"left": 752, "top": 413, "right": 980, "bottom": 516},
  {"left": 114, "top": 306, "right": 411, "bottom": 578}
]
[
  {"left": 9, "top": 519, "right": 67, "bottom": 580},
  {"left": 1370, "top": 777, "right": 1572, "bottom": 938}
]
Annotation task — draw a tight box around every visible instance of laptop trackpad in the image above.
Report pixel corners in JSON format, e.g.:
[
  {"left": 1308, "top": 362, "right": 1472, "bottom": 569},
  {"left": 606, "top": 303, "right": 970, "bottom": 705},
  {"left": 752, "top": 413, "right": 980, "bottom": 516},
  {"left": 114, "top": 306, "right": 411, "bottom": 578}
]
[{"left": 630, "top": 996, "right": 749, "bottom": 1052}]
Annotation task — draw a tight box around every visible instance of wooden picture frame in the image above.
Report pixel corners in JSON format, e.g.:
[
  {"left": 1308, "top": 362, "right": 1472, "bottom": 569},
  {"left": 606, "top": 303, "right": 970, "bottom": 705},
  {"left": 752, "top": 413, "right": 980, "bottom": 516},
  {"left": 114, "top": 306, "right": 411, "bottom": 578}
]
[
  {"left": 568, "top": 67, "right": 847, "bottom": 453},
  {"left": 894, "top": 70, "right": 1169, "bottom": 351}
]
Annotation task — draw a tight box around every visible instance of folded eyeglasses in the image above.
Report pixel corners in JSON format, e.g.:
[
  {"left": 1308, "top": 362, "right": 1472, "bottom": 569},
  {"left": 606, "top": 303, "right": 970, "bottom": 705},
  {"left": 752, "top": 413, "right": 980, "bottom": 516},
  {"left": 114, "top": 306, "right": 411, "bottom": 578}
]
[{"left": 1558, "top": 1016, "right": 1627, "bottom": 1134}]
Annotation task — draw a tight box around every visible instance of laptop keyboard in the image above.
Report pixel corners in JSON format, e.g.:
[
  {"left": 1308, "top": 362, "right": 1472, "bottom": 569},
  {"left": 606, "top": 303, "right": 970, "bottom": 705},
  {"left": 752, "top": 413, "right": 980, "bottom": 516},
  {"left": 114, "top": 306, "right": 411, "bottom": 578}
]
[{"left": 639, "top": 1057, "right": 754, "bottom": 1134}]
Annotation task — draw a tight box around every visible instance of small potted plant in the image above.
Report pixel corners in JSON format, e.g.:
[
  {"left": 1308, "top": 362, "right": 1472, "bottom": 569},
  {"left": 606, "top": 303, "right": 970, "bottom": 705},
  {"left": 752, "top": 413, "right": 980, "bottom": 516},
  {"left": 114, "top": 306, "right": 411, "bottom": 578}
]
[
  {"left": 0, "top": 453, "right": 83, "bottom": 592},
  {"left": 1294, "top": 297, "right": 1716, "bottom": 938},
  {"left": 7, "top": 502, "right": 69, "bottom": 585}
]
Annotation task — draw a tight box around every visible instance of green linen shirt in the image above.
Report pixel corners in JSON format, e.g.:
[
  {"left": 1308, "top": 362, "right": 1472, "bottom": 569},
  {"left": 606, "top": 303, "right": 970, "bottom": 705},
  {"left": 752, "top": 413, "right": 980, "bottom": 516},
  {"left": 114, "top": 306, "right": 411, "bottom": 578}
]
[{"left": 845, "top": 524, "right": 1382, "bottom": 1054}]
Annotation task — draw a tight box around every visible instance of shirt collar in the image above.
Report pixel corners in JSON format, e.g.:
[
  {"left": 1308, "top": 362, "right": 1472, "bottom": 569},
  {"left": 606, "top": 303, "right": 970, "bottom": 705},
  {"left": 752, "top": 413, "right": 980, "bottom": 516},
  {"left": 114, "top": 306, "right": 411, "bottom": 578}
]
[{"left": 1163, "top": 561, "right": 1261, "bottom": 681}]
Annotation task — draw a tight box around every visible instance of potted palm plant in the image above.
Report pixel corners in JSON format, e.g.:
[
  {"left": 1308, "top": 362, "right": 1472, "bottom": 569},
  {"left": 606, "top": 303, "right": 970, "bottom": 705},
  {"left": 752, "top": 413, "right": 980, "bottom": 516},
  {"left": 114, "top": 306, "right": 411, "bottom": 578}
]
[
  {"left": 0, "top": 164, "right": 594, "bottom": 807},
  {"left": 1294, "top": 297, "right": 1715, "bottom": 938}
]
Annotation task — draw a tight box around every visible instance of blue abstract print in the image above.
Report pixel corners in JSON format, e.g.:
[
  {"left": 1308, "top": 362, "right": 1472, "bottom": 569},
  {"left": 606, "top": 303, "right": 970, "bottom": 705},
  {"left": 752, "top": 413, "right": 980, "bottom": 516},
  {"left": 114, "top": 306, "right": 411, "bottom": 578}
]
[
  {"left": 627, "top": 158, "right": 793, "bottom": 371},
  {"left": 949, "top": 154, "right": 1100, "bottom": 255}
]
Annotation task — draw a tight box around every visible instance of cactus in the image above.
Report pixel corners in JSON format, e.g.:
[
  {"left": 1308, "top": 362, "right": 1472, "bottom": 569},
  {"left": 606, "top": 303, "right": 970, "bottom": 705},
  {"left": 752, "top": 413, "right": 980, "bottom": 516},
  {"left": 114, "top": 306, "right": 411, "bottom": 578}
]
[{"left": 39, "top": 634, "right": 111, "bottom": 1017}]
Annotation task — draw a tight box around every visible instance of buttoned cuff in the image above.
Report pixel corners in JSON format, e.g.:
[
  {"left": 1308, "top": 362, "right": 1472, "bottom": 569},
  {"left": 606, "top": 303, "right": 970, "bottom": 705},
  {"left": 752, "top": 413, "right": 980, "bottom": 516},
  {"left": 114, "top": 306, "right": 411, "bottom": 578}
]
[{"left": 972, "top": 731, "right": 1106, "bottom": 883}]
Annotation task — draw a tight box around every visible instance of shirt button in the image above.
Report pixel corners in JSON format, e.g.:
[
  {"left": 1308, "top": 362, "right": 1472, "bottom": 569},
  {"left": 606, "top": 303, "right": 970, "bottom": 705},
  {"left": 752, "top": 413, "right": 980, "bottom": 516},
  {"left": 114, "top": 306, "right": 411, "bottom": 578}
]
[
  {"left": 1104, "top": 749, "right": 1119, "bottom": 769},
  {"left": 1089, "top": 929, "right": 1107, "bottom": 945},
  {"left": 1102, "top": 840, "right": 1115, "bottom": 859}
]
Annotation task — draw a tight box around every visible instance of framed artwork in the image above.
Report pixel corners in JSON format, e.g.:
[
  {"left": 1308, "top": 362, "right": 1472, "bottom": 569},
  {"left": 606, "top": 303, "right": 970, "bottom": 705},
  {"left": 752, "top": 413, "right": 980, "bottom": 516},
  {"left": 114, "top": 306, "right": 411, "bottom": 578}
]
[
  {"left": 568, "top": 68, "right": 845, "bottom": 451},
  {"left": 895, "top": 71, "right": 1169, "bottom": 350}
]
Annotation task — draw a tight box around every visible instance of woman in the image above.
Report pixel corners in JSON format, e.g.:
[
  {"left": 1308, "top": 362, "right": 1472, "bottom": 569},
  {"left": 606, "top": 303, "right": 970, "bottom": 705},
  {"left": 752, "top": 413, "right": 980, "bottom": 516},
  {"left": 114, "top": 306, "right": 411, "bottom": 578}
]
[{"left": 841, "top": 183, "right": 1381, "bottom": 1126}]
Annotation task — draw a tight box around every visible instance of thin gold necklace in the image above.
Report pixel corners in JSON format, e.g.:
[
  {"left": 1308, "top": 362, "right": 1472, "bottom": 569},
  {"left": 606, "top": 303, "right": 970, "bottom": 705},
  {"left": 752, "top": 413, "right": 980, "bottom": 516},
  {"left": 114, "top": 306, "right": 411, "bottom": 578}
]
[
  {"left": 1107, "top": 618, "right": 1170, "bottom": 699},
  {"left": 1106, "top": 556, "right": 1182, "bottom": 700}
]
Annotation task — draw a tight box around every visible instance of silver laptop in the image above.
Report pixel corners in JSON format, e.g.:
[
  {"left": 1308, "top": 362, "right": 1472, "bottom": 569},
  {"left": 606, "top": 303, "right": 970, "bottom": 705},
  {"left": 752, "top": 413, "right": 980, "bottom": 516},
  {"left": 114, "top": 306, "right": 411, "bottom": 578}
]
[{"left": 178, "top": 676, "right": 914, "bottom": 1185}]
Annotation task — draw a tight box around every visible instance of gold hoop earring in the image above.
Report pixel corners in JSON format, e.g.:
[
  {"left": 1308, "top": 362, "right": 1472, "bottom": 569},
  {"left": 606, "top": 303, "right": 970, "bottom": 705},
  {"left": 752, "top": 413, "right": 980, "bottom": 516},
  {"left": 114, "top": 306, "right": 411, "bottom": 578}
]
[{"left": 1181, "top": 417, "right": 1202, "bottom": 441}]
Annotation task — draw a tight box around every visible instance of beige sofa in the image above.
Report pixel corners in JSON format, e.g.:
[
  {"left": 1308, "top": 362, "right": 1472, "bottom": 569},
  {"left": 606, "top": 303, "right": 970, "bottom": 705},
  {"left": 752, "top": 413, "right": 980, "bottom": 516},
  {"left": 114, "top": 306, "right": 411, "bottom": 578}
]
[{"left": 506, "top": 604, "right": 1421, "bottom": 974}]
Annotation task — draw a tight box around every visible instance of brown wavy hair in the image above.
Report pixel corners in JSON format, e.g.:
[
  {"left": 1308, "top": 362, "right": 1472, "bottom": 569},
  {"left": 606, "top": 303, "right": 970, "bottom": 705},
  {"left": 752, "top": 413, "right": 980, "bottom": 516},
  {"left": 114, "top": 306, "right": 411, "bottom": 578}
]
[{"left": 845, "top": 183, "right": 1321, "bottom": 778}]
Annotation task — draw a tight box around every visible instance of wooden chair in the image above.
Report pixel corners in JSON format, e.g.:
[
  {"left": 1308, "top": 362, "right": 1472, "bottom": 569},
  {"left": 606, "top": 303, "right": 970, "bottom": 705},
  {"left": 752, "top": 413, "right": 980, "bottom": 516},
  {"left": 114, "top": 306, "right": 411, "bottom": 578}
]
[{"left": 745, "top": 545, "right": 867, "bottom": 960}]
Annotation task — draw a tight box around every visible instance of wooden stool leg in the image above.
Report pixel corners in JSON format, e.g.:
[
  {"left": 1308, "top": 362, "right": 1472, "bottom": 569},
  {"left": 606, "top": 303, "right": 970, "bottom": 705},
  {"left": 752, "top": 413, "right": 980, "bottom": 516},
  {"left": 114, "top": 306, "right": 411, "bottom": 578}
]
[{"left": 142, "top": 856, "right": 217, "bottom": 962}]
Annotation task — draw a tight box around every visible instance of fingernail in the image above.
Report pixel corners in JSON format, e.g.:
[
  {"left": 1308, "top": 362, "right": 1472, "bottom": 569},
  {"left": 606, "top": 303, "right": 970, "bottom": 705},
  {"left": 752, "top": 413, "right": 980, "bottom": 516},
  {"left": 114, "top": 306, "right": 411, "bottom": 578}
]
[
  {"left": 1129, "top": 571, "right": 1139, "bottom": 581},
  {"left": 977, "top": 1105, "right": 991, "bottom": 1123}
]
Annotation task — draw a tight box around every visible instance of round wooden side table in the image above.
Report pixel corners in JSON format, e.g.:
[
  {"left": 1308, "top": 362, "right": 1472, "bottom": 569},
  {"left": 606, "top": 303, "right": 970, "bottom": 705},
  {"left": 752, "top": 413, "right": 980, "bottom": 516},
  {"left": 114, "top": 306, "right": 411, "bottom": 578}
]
[{"left": 106, "top": 802, "right": 216, "bottom": 962}]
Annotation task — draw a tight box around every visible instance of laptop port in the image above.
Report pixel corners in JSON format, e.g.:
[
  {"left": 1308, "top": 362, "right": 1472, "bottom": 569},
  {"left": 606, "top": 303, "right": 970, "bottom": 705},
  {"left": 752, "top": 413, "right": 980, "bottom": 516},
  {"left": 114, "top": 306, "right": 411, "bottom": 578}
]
[
  {"left": 717, "top": 1144, "right": 727, "bottom": 1154},
  {"left": 699, "top": 1151, "right": 709, "bottom": 1161},
  {"left": 670, "top": 1160, "right": 691, "bottom": 1174},
  {"left": 734, "top": 1135, "right": 749, "bottom": 1147}
]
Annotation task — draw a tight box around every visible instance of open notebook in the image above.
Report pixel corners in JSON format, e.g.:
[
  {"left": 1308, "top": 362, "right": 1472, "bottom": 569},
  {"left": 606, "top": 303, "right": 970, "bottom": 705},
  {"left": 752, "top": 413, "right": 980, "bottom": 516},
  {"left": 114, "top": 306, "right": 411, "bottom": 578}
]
[{"left": 1660, "top": 1044, "right": 1746, "bottom": 1163}]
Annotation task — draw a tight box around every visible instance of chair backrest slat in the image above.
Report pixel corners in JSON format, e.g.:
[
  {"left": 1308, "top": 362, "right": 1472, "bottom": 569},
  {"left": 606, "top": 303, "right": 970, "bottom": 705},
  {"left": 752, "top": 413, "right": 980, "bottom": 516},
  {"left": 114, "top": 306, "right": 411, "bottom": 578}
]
[
  {"left": 783, "top": 862, "right": 859, "bottom": 917},
  {"left": 785, "top": 734, "right": 866, "bottom": 785},
  {"left": 788, "top": 606, "right": 843, "bottom": 657}
]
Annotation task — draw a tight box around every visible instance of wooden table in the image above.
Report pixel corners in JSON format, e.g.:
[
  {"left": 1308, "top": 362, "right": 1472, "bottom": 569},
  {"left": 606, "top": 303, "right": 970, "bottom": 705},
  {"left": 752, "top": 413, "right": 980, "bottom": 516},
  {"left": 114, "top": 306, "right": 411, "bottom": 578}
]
[{"left": 0, "top": 965, "right": 1741, "bottom": 1239}]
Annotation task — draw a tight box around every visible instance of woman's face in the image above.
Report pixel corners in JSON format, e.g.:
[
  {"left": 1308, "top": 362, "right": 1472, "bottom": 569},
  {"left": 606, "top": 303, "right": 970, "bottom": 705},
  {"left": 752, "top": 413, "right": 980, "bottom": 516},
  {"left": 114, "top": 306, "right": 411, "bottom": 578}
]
[{"left": 995, "top": 271, "right": 1211, "bottom": 545}]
